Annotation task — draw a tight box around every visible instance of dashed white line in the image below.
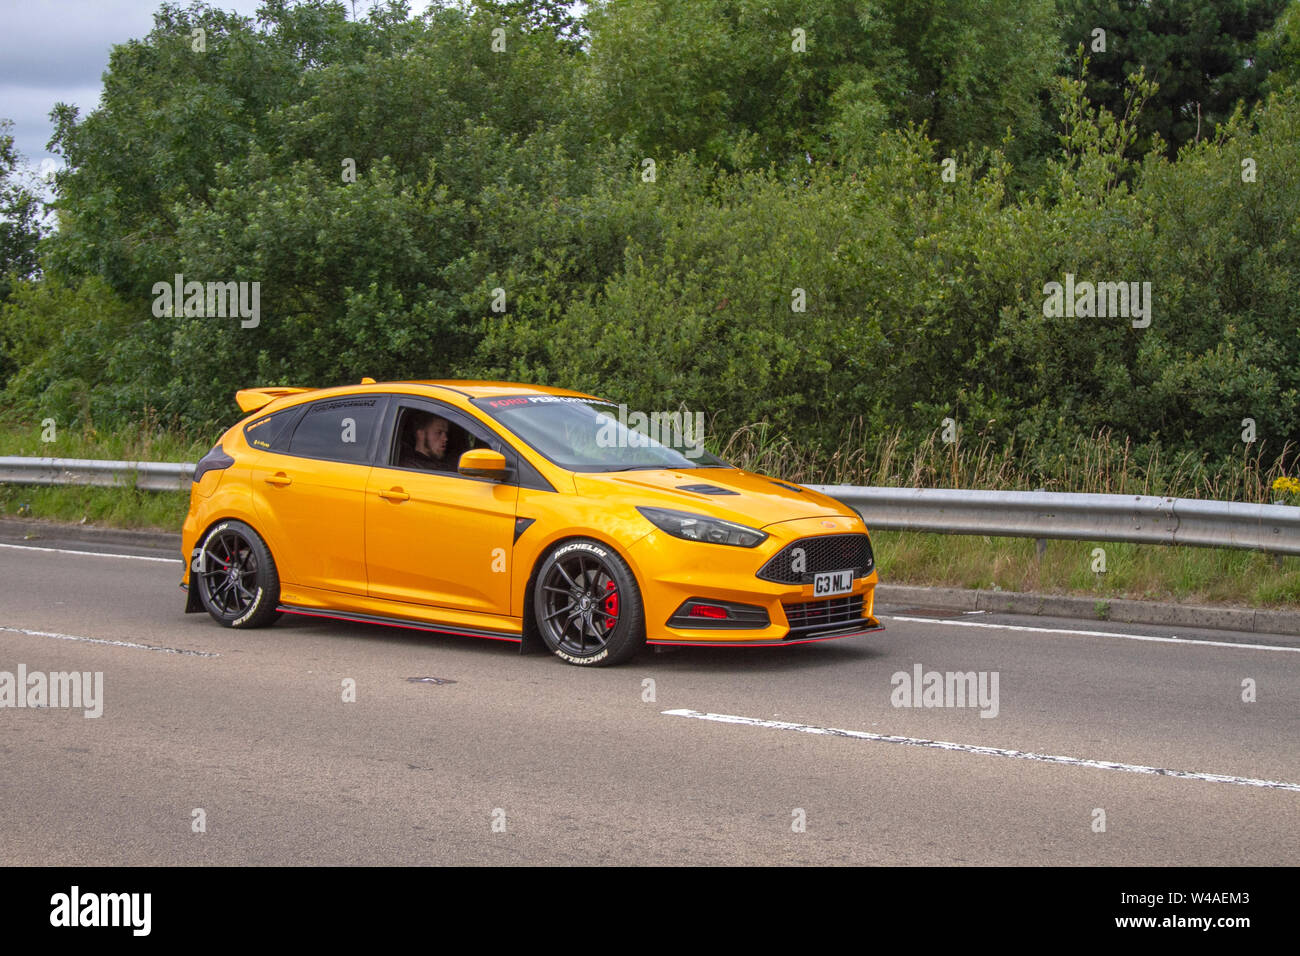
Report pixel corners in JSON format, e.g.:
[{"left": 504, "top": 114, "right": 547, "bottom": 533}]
[
  {"left": 882, "top": 614, "right": 1300, "bottom": 653},
  {"left": 0, "top": 625, "right": 217, "bottom": 657},
  {"left": 0, "top": 542, "right": 178, "bottom": 563},
  {"left": 662, "top": 708, "right": 1300, "bottom": 793}
]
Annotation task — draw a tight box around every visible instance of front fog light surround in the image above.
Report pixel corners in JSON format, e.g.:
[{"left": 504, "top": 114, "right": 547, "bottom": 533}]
[
  {"left": 637, "top": 506, "right": 768, "bottom": 548},
  {"left": 668, "top": 599, "right": 771, "bottom": 629}
]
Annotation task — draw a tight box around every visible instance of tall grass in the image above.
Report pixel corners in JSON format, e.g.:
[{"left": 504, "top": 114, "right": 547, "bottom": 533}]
[
  {"left": 717, "top": 422, "right": 1297, "bottom": 503},
  {"left": 0, "top": 411, "right": 212, "bottom": 463}
]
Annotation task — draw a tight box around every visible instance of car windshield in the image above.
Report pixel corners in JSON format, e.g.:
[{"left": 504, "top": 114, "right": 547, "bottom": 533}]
[{"left": 472, "top": 395, "right": 727, "bottom": 472}]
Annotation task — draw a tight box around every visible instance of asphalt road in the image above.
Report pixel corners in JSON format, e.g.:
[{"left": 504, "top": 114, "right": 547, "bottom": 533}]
[{"left": 1, "top": 536, "right": 1297, "bottom": 865}]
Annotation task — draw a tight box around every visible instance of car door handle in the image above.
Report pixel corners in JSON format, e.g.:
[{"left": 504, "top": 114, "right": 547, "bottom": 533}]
[
  {"left": 265, "top": 473, "right": 292, "bottom": 487},
  {"left": 377, "top": 488, "right": 410, "bottom": 502}
]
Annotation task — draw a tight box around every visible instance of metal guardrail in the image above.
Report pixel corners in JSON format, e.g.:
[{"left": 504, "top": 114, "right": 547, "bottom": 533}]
[
  {"left": 810, "top": 485, "right": 1300, "bottom": 556},
  {"left": 0, "top": 456, "right": 193, "bottom": 492},
  {"left": 0, "top": 457, "right": 1295, "bottom": 554}
]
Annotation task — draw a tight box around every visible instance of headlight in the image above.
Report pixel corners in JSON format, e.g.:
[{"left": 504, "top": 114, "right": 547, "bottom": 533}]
[{"left": 636, "top": 507, "right": 768, "bottom": 548}]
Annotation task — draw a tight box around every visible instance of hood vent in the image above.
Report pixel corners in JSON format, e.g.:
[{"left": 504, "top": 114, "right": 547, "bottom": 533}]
[
  {"left": 676, "top": 483, "right": 739, "bottom": 495},
  {"left": 769, "top": 480, "right": 805, "bottom": 493}
]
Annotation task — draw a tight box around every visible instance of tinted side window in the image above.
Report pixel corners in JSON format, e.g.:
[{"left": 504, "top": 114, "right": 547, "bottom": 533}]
[
  {"left": 243, "top": 407, "right": 301, "bottom": 453},
  {"left": 393, "top": 405, "right": 501, "bottom": 466},
  {"left": 287, "top": 397, "right": 384, "bottom": 464}
]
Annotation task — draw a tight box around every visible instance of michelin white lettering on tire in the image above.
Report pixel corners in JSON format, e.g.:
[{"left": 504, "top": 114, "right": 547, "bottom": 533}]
[
  {"left": 534, "top": 539, "right": 646, "bottom": 666},
  {"left": 196, "top": 519, "right": 281, "bottom": 629}
]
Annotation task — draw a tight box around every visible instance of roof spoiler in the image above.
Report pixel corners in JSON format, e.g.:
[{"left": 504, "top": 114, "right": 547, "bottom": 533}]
[{"left": 236, "top": 387, "right": 313, "bottom": 413}]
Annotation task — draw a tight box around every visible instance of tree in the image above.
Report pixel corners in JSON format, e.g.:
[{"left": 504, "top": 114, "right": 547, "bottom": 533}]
[
  {"left": 1059, "top": 0, "right": 1288, "bottom": 155},
  {"left": 586, "top": 0, "right": 1059, "bottom": 169},
  {"left": 1260, "top": 0, "right": 1300, "bottom": 91},
  {"left": 0, "top": 120, "right": 45, "bottom": 300},
  {"left": 0, "top": 118, "right": 47, "bottom": 387}
]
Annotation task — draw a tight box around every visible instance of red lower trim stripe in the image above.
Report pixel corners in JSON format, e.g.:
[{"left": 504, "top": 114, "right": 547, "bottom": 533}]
[{"left": 277, "top": 606, "right": 522, "bottom": 643}]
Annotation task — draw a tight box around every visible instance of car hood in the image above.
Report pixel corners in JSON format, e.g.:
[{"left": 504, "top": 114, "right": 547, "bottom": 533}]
[{"left": 573, "top": 468, "right": 856, "bottom": 529}]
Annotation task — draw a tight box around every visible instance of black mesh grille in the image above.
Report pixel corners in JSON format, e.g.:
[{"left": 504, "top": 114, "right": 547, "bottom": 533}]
[
  {"left": 782, "top": 595, "right": 866, "bottom": 636},
  {"left": 757, "top": 534, "right": 874, "bottom": 584}
]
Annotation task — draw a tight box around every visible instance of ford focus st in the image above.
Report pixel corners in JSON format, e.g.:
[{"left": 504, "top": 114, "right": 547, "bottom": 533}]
[{"left": 181, "top": 380, "right": 883, "bottom": 665}]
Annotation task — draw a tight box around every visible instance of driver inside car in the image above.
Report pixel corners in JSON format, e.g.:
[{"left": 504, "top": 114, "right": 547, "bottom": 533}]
[{"left": 399, "top": 411, "right": 455, "bottom": 471}]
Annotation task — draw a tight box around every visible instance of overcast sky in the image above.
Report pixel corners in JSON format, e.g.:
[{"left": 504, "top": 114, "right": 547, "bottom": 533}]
[{"left": 1, "top": 0, "right": 437, "bottom": 172}]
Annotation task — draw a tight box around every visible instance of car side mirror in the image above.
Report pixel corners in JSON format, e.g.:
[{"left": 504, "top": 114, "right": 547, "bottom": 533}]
[{"left": 458, "top": 448, "right": 510, "bottom": 481}]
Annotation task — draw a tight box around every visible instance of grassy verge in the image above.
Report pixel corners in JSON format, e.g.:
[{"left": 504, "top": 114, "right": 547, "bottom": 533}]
[
  {"left": 874, "top": 531, "right": 1300, "bottom": 609},
  {"left": 0, "top": 483, "right": 188, "bottom": 530},
  {"left": 0, "top": 421, "right": 200, "bottom": 530}
]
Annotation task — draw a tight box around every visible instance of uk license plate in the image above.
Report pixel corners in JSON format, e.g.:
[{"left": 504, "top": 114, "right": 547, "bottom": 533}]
[{"left": 813, "top": 569, "right": 853, "bottom": 596}]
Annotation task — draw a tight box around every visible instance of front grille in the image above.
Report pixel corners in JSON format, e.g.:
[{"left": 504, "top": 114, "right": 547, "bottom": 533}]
[
  {"left": 782, "top": 595, "right": 866, "bottom": 637},
  {"left": 757, "top": 533, "right": 874, "bottom": 584}
]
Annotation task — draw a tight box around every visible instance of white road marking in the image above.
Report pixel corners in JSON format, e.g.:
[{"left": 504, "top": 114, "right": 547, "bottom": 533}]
[
  {"left": 0, "top": 625, "right": 217, "bottom": 657},
  {"left": 662, "top": 709, "right": 1300, "bottom": 793},
  {"left": 0, "top": 542, "right": 178, "bottom": 563},
  {"left": 882, "top": 614, "right": 1300, "bottom": 653}
]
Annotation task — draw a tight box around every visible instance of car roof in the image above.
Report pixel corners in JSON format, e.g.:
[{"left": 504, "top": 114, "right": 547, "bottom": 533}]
[
  {"left": 397, "top": 380, "right": 599, "bottom": 399},
  {"left": 237, "top": 380, "right": 603, "bottom": 416}
]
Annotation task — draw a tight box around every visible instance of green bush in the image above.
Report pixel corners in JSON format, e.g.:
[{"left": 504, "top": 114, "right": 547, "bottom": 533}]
[{"left": 2, "top": 0, "right": 1296, "bottom": 490}]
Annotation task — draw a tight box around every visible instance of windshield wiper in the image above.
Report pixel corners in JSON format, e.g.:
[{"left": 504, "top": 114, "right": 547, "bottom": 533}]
[
  {"left": 591, "top": 464, "right": 672, "bottom": 472},
  {"left": 596, "top": 462, "right": 727, "bottom": 472}
]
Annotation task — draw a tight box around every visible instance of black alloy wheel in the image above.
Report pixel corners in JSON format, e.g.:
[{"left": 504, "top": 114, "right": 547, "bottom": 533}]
[{"left": 534, "top": 539, "right": 645, "bottom": 666}]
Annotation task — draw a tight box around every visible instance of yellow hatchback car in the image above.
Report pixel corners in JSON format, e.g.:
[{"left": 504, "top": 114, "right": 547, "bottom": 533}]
[{"left": 181, "top": 381, "right": 882, "bottom": 665}]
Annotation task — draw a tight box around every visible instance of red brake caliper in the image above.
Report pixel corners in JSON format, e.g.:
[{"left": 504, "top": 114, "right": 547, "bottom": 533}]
[{"left": 603, "top": 580, "right": 619, "bottom": 629}]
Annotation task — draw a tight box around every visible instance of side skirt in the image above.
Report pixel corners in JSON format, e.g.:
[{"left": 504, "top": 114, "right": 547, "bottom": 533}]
[{"left": 277, "top": 603, "right": 522, "bottom": 643}]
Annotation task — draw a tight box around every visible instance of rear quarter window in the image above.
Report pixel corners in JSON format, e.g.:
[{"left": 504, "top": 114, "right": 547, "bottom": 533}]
[{"left": 243, "top": 407, "right": 301, "bottom": 453}]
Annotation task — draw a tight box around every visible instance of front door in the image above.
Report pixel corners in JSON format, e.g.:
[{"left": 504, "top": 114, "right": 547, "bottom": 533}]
[{"left": 364, "top": 399, "right": 518, "bottom": 615}]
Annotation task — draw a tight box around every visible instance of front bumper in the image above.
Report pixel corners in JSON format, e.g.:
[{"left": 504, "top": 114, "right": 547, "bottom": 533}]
[{"left": 628, "top": 517, "right": 882, "bottom": 644}]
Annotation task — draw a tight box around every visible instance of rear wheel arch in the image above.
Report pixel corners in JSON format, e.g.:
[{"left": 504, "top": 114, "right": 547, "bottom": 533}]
[
  {"left": 186, "top": 515, "right": 247, "bottom": 612},
  {"left": 192, "top": 518, "right": 282, "bottom": 628}
]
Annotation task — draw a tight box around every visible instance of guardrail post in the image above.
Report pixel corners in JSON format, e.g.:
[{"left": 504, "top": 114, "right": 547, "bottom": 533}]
[{"left": 1034, "top": 487, "right": 1047, "bottom": 563}]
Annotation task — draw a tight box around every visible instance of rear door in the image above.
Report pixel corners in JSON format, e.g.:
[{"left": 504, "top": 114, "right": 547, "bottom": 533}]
[
  {"left": 248, "top": 395, "right": 387, "bottom": 595},
  {"left": 365, "top": 397, "right": 519, "bottom": 615}
]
